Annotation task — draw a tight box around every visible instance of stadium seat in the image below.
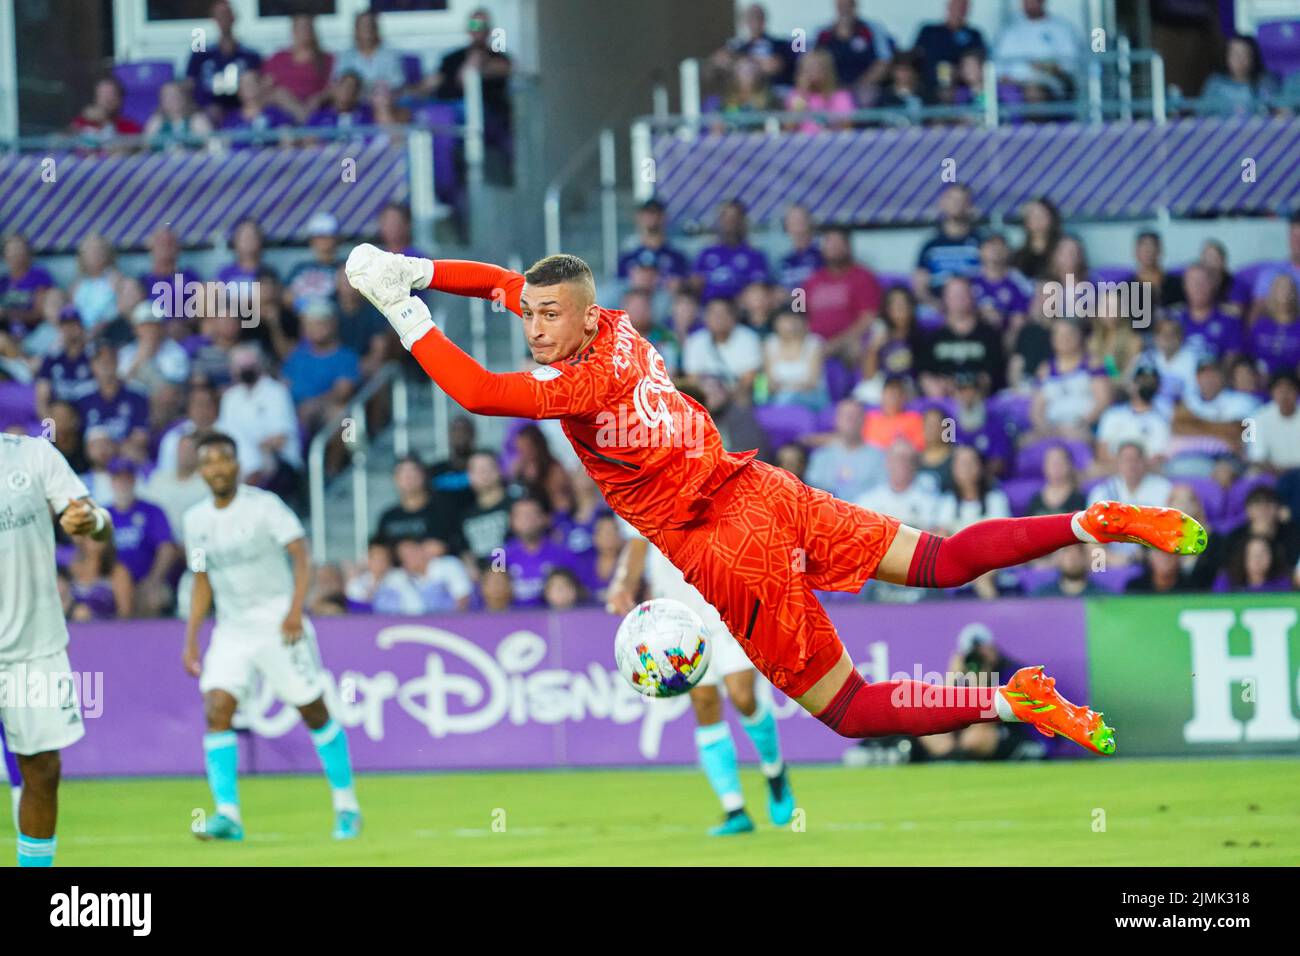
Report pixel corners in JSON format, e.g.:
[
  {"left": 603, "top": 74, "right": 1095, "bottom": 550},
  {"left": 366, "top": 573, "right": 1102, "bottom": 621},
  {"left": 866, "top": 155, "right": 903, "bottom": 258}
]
[
  {"left": 1172, "top": 476, "right": 1229, "bottom": 528},
  {"left": 754, "top": 403, "right": 818, "bottom": 450},
  {"left": 1257, "top": 20, "right": 1300, "bottom": 79},
  {"left": 823, "top": 356, "right": 858, "bottom": 403},
  {"left": 1000, "top": 476, "right": 1044, "bottom": 516},
  {"left": 873, "top": 271, "right": 910, "bottom": 291},
  {"left": 1230, "top": 261, "right": 1270, "bottom": 306},
  {"left": 400, "top": 53, "right": 424, "bottom": 88},
  {"left": 113, "top": 60, "right": 175, "bottom": 127},
  {"left": 814, "top": 403, "right": 840, "bottom": 432},
  {"left": 0, "top": 381, "right": 36, "bottom": 431},
  {"left": 413, "top": 103, "right": 465, "bottom": 211},
  {"left": 1091, "top": 266, "right": 1134, "bottom": 285},
  {"left": 1012, "top": 437, "right": 1092, "bottom": 480},
  {"left": 1014, "top": 566, "right": 1058, "bottom": 595},
  {"left": 1093, "top": 563, "right": 1143, "bottom": 594},
  {"left": 987, "top": 391, "right": 1033, "bottom": 434}
]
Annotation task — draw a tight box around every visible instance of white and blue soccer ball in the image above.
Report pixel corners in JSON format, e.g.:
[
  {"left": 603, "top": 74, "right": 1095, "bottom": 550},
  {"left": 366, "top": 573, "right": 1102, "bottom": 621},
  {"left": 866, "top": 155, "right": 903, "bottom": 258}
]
[{"left": 614, "top": 598, "right": 712, "bottom": 698}]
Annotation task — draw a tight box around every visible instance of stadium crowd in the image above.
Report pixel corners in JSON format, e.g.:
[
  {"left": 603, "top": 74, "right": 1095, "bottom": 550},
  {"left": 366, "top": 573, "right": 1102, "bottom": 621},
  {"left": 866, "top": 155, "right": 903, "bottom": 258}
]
[
  {"left": 67, "top": 0, "right": 512, "bottom": 160},
  {"left": 701, "top": 0, "right": 1300, "bottom": 126},
  {"left": 10, "top": 176, "right": 1299, "bottom": 621},
  {"left": 5, "top": 1, "right": 1300, "bottom": 623}
]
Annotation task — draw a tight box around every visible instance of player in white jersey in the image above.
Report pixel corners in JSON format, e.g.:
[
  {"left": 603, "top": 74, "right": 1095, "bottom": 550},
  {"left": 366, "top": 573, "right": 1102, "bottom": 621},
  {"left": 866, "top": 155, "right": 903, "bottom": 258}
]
[
  {"left": 607, "top": 533, "right": 795, "bottom": 836},
  {"left": 0, "top": 433, "right": 114, "bottom": 866},
  {"left": 182, "top": 433, "right": 361, "bottom": 841}
]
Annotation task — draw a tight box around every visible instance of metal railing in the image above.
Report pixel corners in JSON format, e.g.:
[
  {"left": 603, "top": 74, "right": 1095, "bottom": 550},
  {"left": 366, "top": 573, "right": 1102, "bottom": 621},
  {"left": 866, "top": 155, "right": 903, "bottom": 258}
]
[
  {"left": 543, "top": 128, "right": 618, "bottom": 273},
  {"left": 307, "top": 360, "right": 410, "bottom": 562},
  {"left": 0, "top": 68, "right": 487, "bottom": 253}
]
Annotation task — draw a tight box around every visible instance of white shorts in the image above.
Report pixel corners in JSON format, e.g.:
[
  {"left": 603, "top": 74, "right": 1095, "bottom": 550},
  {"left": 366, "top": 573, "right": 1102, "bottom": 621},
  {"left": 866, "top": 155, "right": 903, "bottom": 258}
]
[
  {"left": 0, "top": 649, "right": 86, "bottom": 756},
  {"left": 199, "top": 619, "right": 326, "bottom": 708}
]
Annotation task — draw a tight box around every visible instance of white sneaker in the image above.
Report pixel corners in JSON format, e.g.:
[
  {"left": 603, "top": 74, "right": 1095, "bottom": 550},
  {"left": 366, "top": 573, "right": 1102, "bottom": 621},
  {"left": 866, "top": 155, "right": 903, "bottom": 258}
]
[{"left": 345, "top": 243, "right": 432, "bottom": 311}]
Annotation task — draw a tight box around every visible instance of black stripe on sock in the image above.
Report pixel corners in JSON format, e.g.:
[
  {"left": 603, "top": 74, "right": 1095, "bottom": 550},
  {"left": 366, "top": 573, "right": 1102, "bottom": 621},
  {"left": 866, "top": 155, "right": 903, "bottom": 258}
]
[{"left": 821, "top": 673, "right": 864, "bottom": 730}]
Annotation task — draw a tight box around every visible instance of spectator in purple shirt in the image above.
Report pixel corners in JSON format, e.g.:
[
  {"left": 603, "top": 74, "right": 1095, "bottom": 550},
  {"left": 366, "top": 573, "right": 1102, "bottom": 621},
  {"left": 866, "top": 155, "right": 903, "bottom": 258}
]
[
  {"left": 76, "top": 344, "right": 151, "bottom": 460},
  {"left": 1248, "top": 212, "right": 1300, "bottom": 321},
  {"left": 216, "top": 219, "right": 276, "bottom": 287},
  {"left": 186, "top": 0, "right": 263, "bottom": 120},
  {"left": 222, "top": 69, "right": 295, "bottom": 139},
  {"left": 952, "top": 371, "right": 1012, "bottom": 477},
  {"left": 140, "top": 225, "right": 202, "bottom": 317},
  {"left": 575, "top": 513, "right": 623, "bottom": 603},
  {"left": 971, "top": 232, "right": 1031, "bottom": 330},
  {"left": 618, "top": 198, "right": 690, "bottom": 289},
  {"left": 692, "top": 199, "right": 770, "bottom": 302},
  {"left": 307, "top": 71, "right": 374, "bottom": 129},
  {"left": 503, "top": 497, "right": 571, "bottom": 608},
  {"left": 0, "top": 233, "right": 55, "bottom": 334},
  {"left": 1248, "top": 273, "right": 1300, "bottom": 378},
  {"left": 36, "top": 309, "right": 95, "bottom": 415},
  {"left": 1174, "top": 263, "right": 1244, "bottom": 361},
  {"left": 107, "top": 457, "right": 180, "bottom": 615},
  {"left": 778, "top": 203, "right": 823, "bottom": 290}
]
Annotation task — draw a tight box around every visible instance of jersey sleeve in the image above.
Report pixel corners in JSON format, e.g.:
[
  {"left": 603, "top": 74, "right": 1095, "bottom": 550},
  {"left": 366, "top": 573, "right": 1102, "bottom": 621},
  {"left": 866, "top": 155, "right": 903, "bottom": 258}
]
[
  {"left": 428, "top": 260, "right": 525, "bottom": 316},
  {"left": 410, "top": 326, "right": 612, "bottom": 419},
  {"left": 31, "top": 437, "right": 90, "bottom": 514},
  {"left": 265, "top": 492, "right": 307, "bottom": 546}
]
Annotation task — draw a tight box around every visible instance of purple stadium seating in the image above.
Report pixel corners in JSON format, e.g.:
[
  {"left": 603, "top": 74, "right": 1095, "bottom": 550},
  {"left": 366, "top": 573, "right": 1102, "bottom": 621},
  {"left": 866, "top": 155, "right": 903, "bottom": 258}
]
[
  {"left": 1171, "top": 476, "right": 1230, "bottom": 528},
  {"left": 113, "top": 60, "right": 175, "bottom": 127},
  {"left": 1012, "top": 437, "right": 1093, "bottom": 480},
  {"left": 987, "top": 391, "right": 1032, "bottom": 434},
  {"left": 1257, "top": 20, "right": 1300, "bottom": 79},
  {"left": 1014, "top": 566, "right": 1058, "bottom": 594},
  {"left": 1093, "top": 563, "right": 1144, "bottom": 594},
  {"left": 824, "top": 357, "right": 859, "bottom": 403},
  {"left": 755, "top": 403, "right": 818, "bottom": 449},
  {"left": 0, "top": 382, "right": 36, "bottom": 431},
  {"left": 1001, "top": 477, "right": 1044, "bottom": 516},
  {"left": 1091, "top": 266, "right": 1134, "bottom": 285},
  {"left": 1231, "top": 261, "right": 1270, "bottom": 305},
  {"left": 400, "top": 54, "right": 424, "bottom": 88},
  {"left": 815, "top": 403, "right": 839, "bottom": 432},
  {"left": 873, "top": 271, "right": 910, "bottom": 291},
  {"left": 413, "top": 103, "right": 465, "bottom": 211}
]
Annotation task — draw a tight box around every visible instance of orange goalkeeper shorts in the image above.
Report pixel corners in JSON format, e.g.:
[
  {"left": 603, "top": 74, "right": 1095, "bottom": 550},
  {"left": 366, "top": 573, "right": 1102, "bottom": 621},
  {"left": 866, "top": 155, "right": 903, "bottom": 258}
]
[{"left": 649, "top": 459, "right": 901, "bottom": 699}]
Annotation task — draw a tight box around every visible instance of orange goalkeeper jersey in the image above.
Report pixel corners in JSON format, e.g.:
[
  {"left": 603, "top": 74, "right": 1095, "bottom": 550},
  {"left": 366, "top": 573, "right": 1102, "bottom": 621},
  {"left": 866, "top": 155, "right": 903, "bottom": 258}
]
[{"left": 410, "top": 260, "right": 756, "bottom": 535}]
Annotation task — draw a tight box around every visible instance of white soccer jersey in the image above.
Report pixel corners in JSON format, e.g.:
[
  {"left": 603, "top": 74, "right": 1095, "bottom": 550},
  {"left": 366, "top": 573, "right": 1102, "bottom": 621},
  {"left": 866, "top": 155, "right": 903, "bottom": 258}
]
[
  {"left": 0, "top": 435, "right": 89, "bottom": 663},
  {"left": 182, "top": 485, "right": 306, "bottom": 632}
]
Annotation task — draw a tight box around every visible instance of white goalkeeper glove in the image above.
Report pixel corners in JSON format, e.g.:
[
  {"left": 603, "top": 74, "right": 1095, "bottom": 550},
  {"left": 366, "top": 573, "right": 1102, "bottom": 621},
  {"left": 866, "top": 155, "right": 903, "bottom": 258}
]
[{"left": 345, "top": 243, "right": 437, "bottom": 350}]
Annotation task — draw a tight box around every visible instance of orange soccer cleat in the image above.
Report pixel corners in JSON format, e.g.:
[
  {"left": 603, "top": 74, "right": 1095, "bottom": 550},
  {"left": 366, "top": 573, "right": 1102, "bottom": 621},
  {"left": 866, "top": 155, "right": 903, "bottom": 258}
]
[
  {"left": 999, "top": 665, "right": 1116, "bottom": 756},
  {"left": 1076, "top": 500, "right": 1207, "bottom": 555}
]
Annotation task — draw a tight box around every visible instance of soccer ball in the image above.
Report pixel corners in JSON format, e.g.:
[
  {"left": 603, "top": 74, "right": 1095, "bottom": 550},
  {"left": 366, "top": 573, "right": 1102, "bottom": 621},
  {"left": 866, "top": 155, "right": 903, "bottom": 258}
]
[{"left": 614, "top": 598, "right": 712, "bottom": 698}]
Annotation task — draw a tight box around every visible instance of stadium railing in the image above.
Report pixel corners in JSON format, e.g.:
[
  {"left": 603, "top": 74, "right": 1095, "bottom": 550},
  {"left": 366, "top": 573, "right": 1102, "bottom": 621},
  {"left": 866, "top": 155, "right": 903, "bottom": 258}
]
[
  {"left": 0, "top": 69, "right": 488, "bottom": 255},
  {"left": 307, "top": 360, "right": 410, "bottom": 563}
]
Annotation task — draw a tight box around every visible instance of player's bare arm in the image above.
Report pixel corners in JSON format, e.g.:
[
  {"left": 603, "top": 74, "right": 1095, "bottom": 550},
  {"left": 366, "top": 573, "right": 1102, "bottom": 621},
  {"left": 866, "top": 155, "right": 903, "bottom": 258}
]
[
  {"left": 59, "top": 496, "right": 113, "bottom": 542},
  {"left": 605, "top": 537, "right": 648, "bottom": 615},
  {"left": 282, "top": 537, "right": 311, "bottom": 644},
  {"left": 183, "top": 569, "right": 212, "bottom": 678}
]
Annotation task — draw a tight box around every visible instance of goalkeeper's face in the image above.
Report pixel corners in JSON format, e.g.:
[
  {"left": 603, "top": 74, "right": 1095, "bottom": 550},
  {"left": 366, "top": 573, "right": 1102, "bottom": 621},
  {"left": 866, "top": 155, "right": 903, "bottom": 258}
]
[{"left": 519, "top": 281, "right": 600, "bottom": 365}]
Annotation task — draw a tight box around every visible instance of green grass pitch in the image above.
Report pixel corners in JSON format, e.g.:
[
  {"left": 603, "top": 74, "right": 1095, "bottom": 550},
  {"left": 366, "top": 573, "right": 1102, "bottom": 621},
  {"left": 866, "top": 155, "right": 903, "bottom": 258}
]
[{"left": 9, "top": 758, "right": 1296, "bottom": 866}]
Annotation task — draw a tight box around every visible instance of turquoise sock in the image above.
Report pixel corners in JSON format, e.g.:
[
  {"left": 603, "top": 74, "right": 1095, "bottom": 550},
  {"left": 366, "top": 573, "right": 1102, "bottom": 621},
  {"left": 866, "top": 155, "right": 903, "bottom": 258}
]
[
  {"left": 17, "top": 833, "right": 54, "bottom": 867},
  {"left": 695, "top": 722, "right": 744, "bottom": 812},
  {"left": 203, "top": 731, "right": 240, "bottom": 818},
  {"left": 310, "top": 720, "right": 358, "bottom": 812},
  {"left": 739, "top": 699, "right": 784, "bottom": 777}
]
